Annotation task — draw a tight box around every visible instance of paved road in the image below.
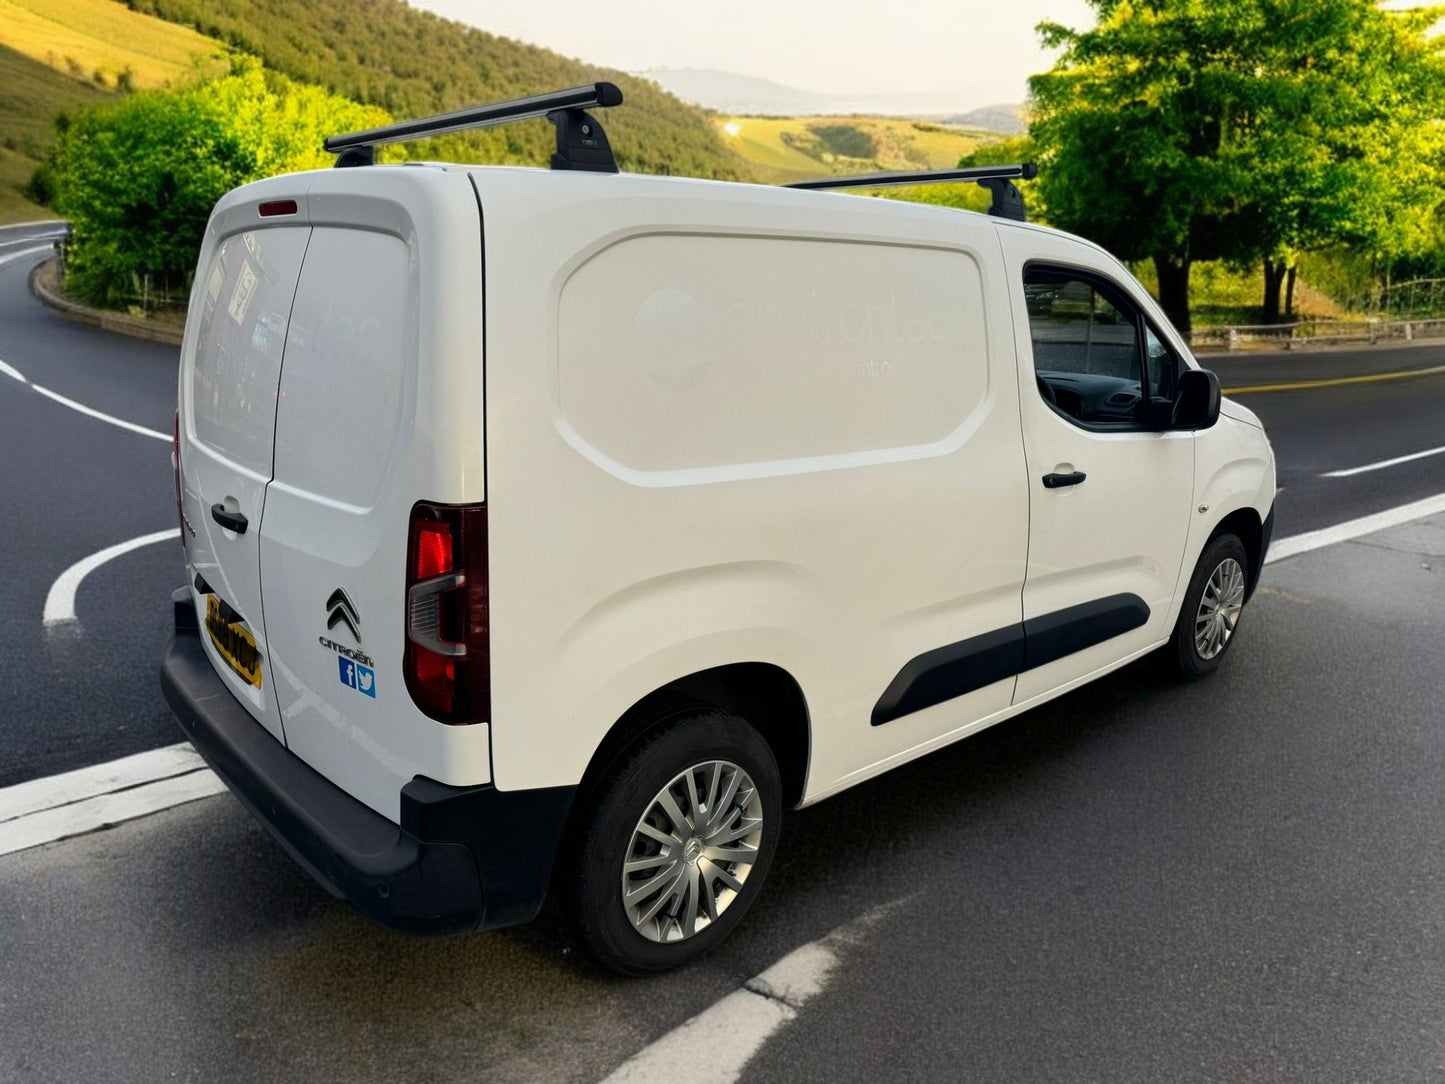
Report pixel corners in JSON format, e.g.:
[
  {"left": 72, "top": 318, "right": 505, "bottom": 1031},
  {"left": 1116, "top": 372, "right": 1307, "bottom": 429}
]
[
  {"left": 2, "top": 516, "right": 1441, "bottom": 1082},
  {"left": 0, "top": 228, "right": 180, "bottom": 788}
]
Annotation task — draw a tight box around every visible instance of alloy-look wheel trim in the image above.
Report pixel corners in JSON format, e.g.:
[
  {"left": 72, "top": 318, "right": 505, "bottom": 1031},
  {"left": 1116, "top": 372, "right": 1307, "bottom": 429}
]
[
  {"left": 1194, "top": 556, "right": 1245, "bottom": 660},
  {"left": 621, "top": 759, "right": 764, "bottom": 943}
]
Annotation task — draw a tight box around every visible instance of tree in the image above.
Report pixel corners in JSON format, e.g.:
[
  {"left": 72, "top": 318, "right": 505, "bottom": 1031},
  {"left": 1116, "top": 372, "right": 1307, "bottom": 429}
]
[
  {"left": 46, "top": 59, "right": 392, "bottom": 307},
  {"left": 1028, "top": 0, "right": 1445, "bottom": 333}
]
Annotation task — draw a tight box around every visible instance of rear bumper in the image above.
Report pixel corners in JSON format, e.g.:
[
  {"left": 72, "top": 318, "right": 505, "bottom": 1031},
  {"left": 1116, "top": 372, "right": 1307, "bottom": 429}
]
[{"left": 159, "top": 588, "right": 573, "bottom": 937}]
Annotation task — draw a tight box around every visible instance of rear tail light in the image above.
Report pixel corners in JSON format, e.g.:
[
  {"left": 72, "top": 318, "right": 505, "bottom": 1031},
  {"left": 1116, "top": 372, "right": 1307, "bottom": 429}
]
[{"left": 405, "top": 502, "right": 489, "bottom": 724}]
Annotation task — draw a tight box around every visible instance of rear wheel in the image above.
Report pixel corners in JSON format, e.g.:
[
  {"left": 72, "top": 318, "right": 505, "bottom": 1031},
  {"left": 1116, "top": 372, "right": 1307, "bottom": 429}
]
[
  {"left": 1166, "top": 533, "right": 1249, "bottom": 677},
  {"left": 569, "top": 711, "right": 782, "bottom": 975}
]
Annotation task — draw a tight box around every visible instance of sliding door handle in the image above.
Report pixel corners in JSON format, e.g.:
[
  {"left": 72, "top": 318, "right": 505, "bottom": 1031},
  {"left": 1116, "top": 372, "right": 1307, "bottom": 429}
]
[{"left": 1042, "top": 471, "right": 1087, "bottom": 489}]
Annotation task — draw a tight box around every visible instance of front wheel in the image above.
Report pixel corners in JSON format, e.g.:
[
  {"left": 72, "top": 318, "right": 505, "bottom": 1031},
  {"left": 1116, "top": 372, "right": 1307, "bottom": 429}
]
[
  {"left": 568, "top": 711, "right": 782, "bottom": 975},
  {"left": 1166, "top": 533, "right": 1250, "bottom": 678}
]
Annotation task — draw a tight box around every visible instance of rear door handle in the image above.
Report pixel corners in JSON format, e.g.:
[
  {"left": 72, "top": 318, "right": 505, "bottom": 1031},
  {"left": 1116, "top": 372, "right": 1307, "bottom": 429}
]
[
  {"left": 1042, "top": 471, "right": 1087, "bottom": 489},
  {"left": 210, "top": 504, "right": 249, "bottom": 534}
]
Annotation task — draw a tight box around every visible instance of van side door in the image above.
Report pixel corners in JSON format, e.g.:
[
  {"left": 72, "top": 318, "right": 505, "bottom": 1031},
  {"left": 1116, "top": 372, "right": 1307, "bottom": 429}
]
[{"left": 997, "top": 230, "right": 1195, "bottom": 703}]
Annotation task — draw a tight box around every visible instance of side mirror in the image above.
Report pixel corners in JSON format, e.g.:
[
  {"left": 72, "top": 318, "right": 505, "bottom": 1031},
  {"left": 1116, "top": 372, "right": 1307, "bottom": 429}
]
[{"left": 1172, "top": 368, "right": 1221, "bottom": 430}]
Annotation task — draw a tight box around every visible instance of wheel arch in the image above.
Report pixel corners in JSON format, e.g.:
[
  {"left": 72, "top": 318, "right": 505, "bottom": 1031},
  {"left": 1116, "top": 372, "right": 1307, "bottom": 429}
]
[
  {"left": 1209, "top": 506, "right": 1265, "bottom": 599},
  {"left": 572, "top": 662, "right": 812, "bottom": 815}
]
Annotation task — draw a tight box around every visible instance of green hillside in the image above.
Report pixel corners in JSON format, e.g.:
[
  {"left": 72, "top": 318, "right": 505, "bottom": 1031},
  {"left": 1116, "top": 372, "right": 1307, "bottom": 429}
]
[
  {"left": 125, "top": 0, "right": 752, "bottom": 179},
  {"left": 0, "top": 44, "right": 109, "bottom": 222},
  {"left": 0, "top": 0, "right": 224, "bottom": 90},
  {"left": 716, "top": 115, "right": 991, "bottom": 184}
]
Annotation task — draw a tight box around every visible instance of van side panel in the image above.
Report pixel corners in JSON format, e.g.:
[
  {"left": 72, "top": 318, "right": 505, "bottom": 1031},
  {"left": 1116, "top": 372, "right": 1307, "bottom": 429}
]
[
  {"left": 258, "top": 169, "right": 489, "bottom": 821},
  {"left": 475, "top": 171, "right": 1030, "bottom": 800}
]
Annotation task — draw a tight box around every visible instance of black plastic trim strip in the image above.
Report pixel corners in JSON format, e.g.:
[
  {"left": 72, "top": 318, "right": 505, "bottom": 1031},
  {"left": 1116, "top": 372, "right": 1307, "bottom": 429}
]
[
  {"left": 871, "top": 625, "right": 1025, "bottom": 727},
  {"left": 1021, "top": 593, "right": 1150, "bottom": 672},
  {"left": 871, "top": 593, "right": 1150, "bottom": 726}
]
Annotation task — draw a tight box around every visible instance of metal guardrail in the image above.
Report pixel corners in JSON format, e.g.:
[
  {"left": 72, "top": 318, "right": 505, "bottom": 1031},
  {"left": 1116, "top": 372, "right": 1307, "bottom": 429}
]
[{"left": 1189, "top": 317, "right": 1445, "bottom": 351}]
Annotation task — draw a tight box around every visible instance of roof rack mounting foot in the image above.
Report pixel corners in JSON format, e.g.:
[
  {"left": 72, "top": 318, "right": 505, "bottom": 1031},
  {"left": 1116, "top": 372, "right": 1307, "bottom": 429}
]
[
  {"left": 548, "top": 108, "right": 619, "bottom": 173},
  {"left": 335, "top": 145, "right": 375, "bottom": 169}
]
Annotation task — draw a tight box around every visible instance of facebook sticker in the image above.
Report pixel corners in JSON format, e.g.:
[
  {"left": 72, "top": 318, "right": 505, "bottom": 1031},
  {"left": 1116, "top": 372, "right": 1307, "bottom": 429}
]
[
  {"left": 338, "top": 656, "right": 357, "bottom": 689},
  {"left": 355, "top": 664, "right": 377, "bottom": 698}
]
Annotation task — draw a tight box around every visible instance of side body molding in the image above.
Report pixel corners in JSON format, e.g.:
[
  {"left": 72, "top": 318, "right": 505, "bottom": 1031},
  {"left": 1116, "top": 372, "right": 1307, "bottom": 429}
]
[{"left": 872, "top": 594, "right": 1150, "bottom": 726}]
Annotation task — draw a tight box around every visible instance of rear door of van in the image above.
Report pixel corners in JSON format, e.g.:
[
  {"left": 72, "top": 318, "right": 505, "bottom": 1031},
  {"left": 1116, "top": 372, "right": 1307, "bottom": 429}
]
[
  {"left": 257, "top": 172, "right": 489, "bottom": 822},
  {"left": 180, "top": 218, "right": 311, "bottom": 743}
]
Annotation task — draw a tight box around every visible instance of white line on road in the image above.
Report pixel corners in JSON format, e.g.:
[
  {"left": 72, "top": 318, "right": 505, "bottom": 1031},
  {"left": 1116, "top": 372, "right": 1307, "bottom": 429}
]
[
  {"left": 0, "top": 743, "right": 224, "bottom": 858},
  {"left": 1265, "top": 492, "right": 1445, "bottom": 564},
  {"left": 43, "top": 529, "right": 178, "bottom": 627},
  {"left": 29, "top": 383, "right": 171, "bottom": 442},
  {"left": 0, "top": 243, "right": 54, "bottom": 268},
  {"left": 1321, "top": 444, "right": 1445, "bottom": 478},
  {"left": 601, "top": 906, "right": 901, "bottom": 1084},
  {"left": 0, "top": 354, "right": 170, "bottom": 442}
]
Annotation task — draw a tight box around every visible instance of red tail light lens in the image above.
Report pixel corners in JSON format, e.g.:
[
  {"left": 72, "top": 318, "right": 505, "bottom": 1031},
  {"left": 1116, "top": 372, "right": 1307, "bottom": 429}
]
[{"left": 404, "top": 502, "right": 489, "bottom": 724}]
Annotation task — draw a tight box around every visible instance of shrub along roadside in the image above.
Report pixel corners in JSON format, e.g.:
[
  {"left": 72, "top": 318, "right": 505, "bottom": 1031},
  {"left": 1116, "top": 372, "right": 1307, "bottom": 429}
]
[{"left": 38, "top": 58, "right": 392, "bottom": 309}]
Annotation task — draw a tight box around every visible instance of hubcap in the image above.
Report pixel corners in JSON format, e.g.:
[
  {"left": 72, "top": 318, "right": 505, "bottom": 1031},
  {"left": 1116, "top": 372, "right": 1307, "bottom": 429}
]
[
  {"left": 621, "top": 760, "right": 763, "bottom": 943},
  {"left": 1194, "top": 557, "right": 1245, "bottom": 660}
]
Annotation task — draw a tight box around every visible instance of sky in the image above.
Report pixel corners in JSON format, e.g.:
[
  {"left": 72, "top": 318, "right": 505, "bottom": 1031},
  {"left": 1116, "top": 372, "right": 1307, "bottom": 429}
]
[{"left": 408, "top": 0, "right": 1099, "bottom": 111}]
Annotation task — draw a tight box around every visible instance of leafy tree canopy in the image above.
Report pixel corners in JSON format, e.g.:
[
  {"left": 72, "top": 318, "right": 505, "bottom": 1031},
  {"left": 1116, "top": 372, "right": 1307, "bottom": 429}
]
[
  {"left": 1028, "top": 0, "right": 1445, "bottom": 331},
  {"left": 47, "top": 59, "right": 391, "bottom": 306}
]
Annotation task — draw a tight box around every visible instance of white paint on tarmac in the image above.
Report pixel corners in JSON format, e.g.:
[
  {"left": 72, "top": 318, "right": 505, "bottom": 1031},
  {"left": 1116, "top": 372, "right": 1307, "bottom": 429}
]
[
  {"left": 600, "top": 908, "right": 899, "bottom": 1084},
  {"left": 1321, "top": 444, "right": 1445, "bottom": 478},
  {"left": 0, "top": 354, "right": 170, "bottom": 443},
  {"left": 0, "top": 243, "right": 55, "bottom": 268},
  {"left": 43, "top": 528, "right": 178, "bottom": 628},
  {"left": 1265, "top": 492, "right": 1445, "bottom": 564},
  {"left": 0, "top": 743, "right": 223, "bottom": 858},
  {"left": 29, "top": 383, "right": 170, "bottom": 442}
]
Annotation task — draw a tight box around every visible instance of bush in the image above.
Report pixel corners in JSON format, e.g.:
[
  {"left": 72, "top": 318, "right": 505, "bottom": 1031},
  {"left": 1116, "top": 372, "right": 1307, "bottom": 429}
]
[{"left": 46, "top": 59, "right": 392, "bottom": 308}]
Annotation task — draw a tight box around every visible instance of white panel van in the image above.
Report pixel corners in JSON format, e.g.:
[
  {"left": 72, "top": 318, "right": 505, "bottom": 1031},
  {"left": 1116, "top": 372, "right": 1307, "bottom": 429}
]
[{"left": 161, "top": 85, "right": 1276, "bottom": 974}]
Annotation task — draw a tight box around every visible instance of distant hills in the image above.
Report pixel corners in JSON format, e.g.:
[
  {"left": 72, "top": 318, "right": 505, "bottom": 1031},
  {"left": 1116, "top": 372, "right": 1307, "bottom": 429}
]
[
  {"left": 643, "top": 68, "right": 1025, "bottom": 133},
  {"left": 125, "top": 0, "right": 750, "bottom": 179}
]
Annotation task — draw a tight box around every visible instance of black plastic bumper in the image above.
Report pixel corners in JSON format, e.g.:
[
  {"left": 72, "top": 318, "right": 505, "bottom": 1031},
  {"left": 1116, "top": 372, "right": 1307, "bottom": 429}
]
[{"left": 159, "top": 588, "right": 574, "bottom": 937}]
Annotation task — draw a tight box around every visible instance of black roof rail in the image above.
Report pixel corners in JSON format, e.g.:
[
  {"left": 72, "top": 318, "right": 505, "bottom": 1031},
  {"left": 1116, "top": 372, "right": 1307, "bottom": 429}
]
[
  {"left": 323, "top": 82, "right": 625, "bottom": 171},
  {"left": 786, "top": 163, "right": 1039, "bottom": 222}
]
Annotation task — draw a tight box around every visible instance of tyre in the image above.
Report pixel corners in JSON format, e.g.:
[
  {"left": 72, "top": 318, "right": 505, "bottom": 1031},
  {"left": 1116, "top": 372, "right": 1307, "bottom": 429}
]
[
  {"left": 1166, "top": 533, "right": 1250, "bottom": 678},
  {"left": 568, "top": 711, "right": 782, "bottom": 975}
]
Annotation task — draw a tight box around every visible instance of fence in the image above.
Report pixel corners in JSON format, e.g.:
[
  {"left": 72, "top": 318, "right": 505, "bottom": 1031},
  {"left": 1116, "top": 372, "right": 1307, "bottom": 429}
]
[{"left": 1189, "top": 317, "right": 1445, "bottom": 351}]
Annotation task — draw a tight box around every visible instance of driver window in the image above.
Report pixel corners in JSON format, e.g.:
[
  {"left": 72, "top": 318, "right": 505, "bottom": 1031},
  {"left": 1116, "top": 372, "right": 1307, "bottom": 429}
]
[{"left": 1024, "top": 270, "right": 1144, "bottom": 427}]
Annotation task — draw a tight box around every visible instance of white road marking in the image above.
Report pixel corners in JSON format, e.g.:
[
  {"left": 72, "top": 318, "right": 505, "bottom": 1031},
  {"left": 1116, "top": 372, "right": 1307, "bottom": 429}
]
[
  {"left": 1265, "top": 492, "right": 1445, "bottom": 564},
  {"left": 29, "top": 383, "right": 171, "bottom": 442},
  {"left": 1321, "top": 444, "right": 1445, "bottom": 478},
  {"left": 0, "top": 243, "right": 54, "bottom": 268},
  {"left": 0, "top": 354, "right": 171, "bottom": 442},
  {"left": 43, "top": 529, "right": 179, "bottom": 627},
  {"left": 0, "top": 743, "right": 224, "bottom": 858},
  {"left": 601, "top": 909, "right": 898, "bottom": 1084}
]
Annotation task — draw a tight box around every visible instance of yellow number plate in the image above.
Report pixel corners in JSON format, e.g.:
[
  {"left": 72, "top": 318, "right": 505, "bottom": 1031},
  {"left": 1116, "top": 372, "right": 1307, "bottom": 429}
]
[{"left": 205, "top": 594, "right": 263, "bottom": 689}]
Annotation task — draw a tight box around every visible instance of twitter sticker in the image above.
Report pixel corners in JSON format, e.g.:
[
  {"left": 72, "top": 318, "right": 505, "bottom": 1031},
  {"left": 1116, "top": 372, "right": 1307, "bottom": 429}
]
[{"left": 355, "top": 664, "right": 377, "bottom": 698}]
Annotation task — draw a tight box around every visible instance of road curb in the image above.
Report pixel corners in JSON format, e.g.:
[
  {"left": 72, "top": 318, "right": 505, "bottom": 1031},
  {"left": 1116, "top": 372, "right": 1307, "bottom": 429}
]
[{"left": 28, "top": 257, "right": 184, "bottom": 348}]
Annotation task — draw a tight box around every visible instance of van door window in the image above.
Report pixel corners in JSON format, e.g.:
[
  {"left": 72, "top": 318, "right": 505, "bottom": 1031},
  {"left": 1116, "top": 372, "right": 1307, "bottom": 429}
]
[{"left": 1024, "top": 268, "right": 1159, "bottom": 429}]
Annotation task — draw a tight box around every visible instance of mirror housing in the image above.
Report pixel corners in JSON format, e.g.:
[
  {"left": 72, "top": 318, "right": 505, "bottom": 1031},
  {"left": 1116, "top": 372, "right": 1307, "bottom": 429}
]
[{"left": 1172, "top": 368, "right": 1221, "bottom": 430}]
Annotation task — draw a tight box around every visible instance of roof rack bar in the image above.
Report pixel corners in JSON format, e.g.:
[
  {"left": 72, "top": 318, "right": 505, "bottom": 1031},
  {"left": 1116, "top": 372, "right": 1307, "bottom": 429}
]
[
  {"left": 785, "top": 163, "right": 1038, "bottom": 222},
  {"left": 324, "top": 82, "right": 624, "bottom": 171},
  {"left": 785, "top": 163, "right": 1037, "bottom": 191}
]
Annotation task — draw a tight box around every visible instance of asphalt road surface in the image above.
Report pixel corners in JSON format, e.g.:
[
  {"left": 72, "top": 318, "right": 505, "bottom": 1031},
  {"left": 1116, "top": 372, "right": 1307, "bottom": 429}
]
[
  {"left": 0, "top": 226, "right": 179, "bottom": 788},
  {"left": 2, "top": 224, "right": 1444, "bottom": 1082},
  {"left": 3, "top": 515, "right": 1442, "bottom": 1083}
]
